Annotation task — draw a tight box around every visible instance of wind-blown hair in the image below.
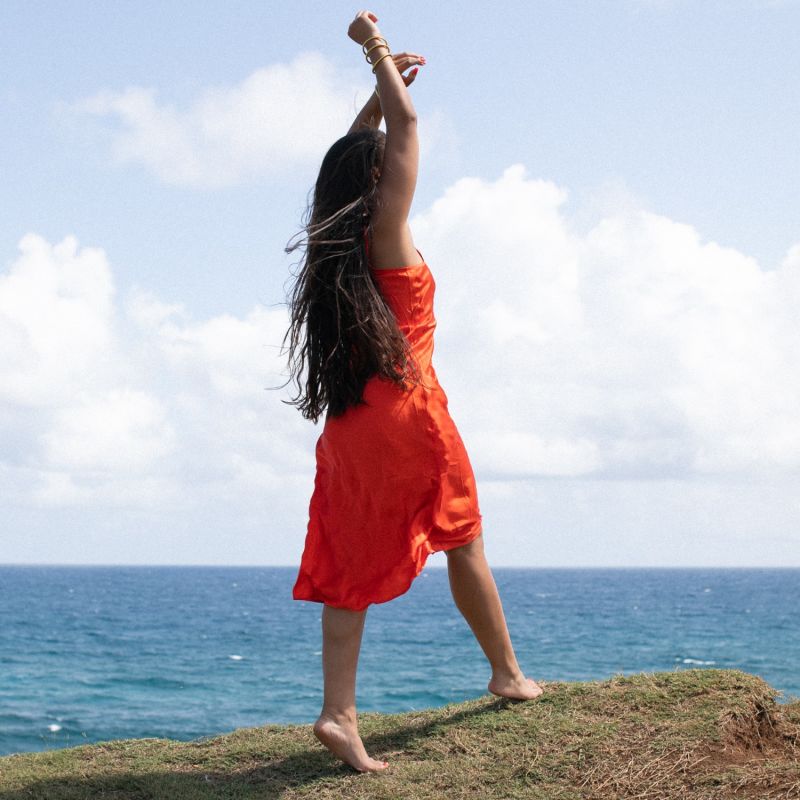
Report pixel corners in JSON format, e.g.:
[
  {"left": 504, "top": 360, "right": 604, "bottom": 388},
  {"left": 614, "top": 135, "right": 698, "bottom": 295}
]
[{"left": 280, "top": 128, "right": 423, "bottom": 424}]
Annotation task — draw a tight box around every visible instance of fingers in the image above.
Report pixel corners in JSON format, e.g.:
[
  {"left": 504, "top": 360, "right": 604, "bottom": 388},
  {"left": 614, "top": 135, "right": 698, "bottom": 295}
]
[
  {"left": 402, "top": 67, "right": 420, "bottom": 86},
  {"left": 392, "top": 52, "right": 426, "bottom": 73},
  {"left": 393, "top": 51, "right": 426, "bottom": 62}
]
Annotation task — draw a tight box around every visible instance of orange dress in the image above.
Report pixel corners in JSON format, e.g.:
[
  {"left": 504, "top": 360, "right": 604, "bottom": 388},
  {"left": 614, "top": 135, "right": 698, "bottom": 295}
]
[{"left": 292, "top": 239, "right": 483, "bottom": 611}]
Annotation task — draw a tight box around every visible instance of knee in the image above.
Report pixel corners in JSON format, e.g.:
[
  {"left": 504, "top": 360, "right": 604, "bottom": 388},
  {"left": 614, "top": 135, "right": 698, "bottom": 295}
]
[{"left": 322, "top": 604, "right": 368, "bottom": 633}]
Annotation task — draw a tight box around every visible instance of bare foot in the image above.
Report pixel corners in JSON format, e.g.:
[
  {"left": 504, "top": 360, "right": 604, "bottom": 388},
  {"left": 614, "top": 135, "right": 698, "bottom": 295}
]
[
  {"left": 313, "top": 715, "right": 389, "bottom": 773},
  {"left": 488, "top": 672, "right": 544, "bottom": 701}
]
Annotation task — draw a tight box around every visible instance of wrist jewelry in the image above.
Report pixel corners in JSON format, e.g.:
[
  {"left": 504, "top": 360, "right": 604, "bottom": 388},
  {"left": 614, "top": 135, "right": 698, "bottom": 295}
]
[
  {"left": 370, "top": 52, "right": 393, "bottom": 73},
  {"left": 361, "top": 35, "right": 387, "bottom": 55},
  {"left": 364, "top": 41, "right": 387, "bottom": 60},
  {"left": 361, "top": 34, "right": 393, "bottom": 74}
]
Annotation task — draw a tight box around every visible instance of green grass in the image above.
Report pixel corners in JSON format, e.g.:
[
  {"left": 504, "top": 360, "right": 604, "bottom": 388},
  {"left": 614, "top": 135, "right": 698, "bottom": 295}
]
[{"left": 1, "top": 669, "right": 798, "bottom": 799}]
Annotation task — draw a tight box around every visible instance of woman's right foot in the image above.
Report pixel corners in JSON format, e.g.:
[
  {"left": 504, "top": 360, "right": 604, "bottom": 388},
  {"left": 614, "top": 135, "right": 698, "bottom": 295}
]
[
  {"left": 313, "top": 714, "right": 389, "bottom": 773},
  {"left": 488, "top": 672, "right": 544, "bottom": 701}
]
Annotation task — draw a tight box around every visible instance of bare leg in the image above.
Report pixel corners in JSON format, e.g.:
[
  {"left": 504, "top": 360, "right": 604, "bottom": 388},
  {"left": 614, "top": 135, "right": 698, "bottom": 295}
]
[
  {"left": 445, "top": 531, "right": 543, "bottom": 700},
  {"left": 312, "top": 604, "right": 389, "bottom": 772}
]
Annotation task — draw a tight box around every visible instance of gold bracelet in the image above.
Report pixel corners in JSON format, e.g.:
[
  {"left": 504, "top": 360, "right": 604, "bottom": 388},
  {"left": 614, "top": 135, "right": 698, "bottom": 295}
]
[
  {"left": 364, "top": 40, "right": 389, "bottom": 60},
  {"left": 361, "top": 35, "right": 387, "bottom": 55},
  {"left": 371, "top": 51, "right": 393, "bottom": 73}
]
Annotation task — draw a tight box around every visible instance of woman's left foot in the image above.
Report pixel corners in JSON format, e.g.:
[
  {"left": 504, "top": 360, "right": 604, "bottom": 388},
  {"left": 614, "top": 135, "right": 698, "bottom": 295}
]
[{"left": 488, "top": 673, "right": 544, "bottom": 700}]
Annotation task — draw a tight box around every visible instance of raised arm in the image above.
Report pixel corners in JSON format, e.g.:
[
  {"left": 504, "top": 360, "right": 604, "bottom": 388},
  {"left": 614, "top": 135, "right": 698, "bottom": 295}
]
[
  {"left": 348, "top": 12, "right": 425, "bottom": 230},
  {"left": 347, "top": 53, "right": 422, "bottom": 136},
  {"left": 347, "top": 89, "right": 383, "bottom": 135}
]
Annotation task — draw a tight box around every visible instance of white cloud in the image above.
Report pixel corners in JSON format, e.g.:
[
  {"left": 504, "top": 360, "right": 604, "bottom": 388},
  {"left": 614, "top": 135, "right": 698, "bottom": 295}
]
[
  {"left": 413, "top": 163, "right": 800, "bottom": 479},
  {"left": 62, "top": 51, "right": 442, "bottom": 188},
  {"left": 41, "top": 388, "right": 175, "bottom": 472},
  {"left": 0, "top": 232, "right": 303, "bottom": 512},
  {"left": 471, "top": 430, "right": 602, "bottom": 478},
  {"left": 2, "top": 166, "right": 799, "bottom": 562},
  {"left": 0, "top": 233, "right": 117, "bottom": 408}
]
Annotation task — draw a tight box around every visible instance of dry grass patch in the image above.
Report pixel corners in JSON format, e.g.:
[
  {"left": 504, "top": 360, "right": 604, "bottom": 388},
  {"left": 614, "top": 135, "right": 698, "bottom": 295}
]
[{"left": 0, "top": 669, "right": 797, "bottom": 799}]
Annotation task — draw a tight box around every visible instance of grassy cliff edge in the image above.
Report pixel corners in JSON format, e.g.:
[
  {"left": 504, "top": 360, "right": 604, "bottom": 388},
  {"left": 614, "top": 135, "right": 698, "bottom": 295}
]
[{"left": 0, "top": 669, "right": 798, "bottom": 799}]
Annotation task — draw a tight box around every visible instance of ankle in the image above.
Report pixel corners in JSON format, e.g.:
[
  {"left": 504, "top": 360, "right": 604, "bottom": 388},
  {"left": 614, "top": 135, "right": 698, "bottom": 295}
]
[
  {"left": 491, "top": 664, "right": 524, "bottom": 682},
  {"left": 317, "top": 706, "right": 357, "bottom": 726}
]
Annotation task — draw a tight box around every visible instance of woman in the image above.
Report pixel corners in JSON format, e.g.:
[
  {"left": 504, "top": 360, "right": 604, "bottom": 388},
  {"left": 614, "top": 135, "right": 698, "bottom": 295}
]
[{"left": 282, "top": 10, "right": 543, "bottom": 774}]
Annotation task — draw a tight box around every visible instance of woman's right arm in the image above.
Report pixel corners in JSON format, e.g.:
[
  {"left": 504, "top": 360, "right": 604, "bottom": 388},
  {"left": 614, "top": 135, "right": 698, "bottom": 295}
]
[{"left": 348, "top": 11, "right": 421, "bottom": 229}]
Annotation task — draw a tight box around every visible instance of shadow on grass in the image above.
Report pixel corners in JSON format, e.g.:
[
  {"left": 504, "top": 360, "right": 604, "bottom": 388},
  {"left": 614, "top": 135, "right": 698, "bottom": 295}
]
[{"left": 0, "top": 696, "right": 516, "bottom": 799}]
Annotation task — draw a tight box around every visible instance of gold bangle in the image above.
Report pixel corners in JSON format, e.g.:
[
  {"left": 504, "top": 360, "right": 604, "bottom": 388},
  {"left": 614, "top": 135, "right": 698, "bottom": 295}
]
[
  {"left": 364, "top": 40, "right": 389, "bottom": 60},
  {"left": 361, "top": 35, "right": 387, "bottom": 55},
  {"left": 371, "top": 51, "right": 393, "bottom": 74}
]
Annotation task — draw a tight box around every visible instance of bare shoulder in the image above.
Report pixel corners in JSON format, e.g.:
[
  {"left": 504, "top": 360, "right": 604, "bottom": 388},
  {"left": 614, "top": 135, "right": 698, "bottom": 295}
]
[{"left": 368, "top": 222, "right": 421, "bottom": 270}]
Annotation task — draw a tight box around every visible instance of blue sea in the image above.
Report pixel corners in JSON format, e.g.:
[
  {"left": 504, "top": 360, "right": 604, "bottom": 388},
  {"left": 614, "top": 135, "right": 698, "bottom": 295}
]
[{"left": 0, "top": 566, "right": 797, "bottom": 757}]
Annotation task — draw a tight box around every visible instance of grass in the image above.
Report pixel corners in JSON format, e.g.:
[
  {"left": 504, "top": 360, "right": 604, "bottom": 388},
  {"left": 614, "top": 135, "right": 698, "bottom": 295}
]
[{"left": 0, "top": 669, "right": 798, "bottom": 799}]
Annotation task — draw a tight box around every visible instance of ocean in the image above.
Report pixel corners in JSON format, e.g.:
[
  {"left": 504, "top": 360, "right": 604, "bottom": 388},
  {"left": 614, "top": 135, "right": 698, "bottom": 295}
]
[{"left": 0, "top": 565, "right": 797, "bottom": 757}]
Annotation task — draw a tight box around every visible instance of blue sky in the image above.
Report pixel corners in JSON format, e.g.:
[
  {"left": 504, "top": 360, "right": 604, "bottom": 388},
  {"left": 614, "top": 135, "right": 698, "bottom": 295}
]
[{"left": 1, "top": 0, "right": 799, "bottom": 567}]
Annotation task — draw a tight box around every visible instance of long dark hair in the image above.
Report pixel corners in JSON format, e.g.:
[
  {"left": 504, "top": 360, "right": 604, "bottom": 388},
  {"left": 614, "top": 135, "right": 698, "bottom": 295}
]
[{"left": 280, "top": 128, "right": 423, "bottom": 424}]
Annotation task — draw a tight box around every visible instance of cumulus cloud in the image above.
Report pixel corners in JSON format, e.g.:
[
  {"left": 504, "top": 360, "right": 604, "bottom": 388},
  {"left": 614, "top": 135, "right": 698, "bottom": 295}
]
[
  {"left": 0, "top": 234, "right": 117, "bottom": 408},
  {"left": 0, "top": 232, "right": 303, "bottom": 511},
  {"left": 61, "top": 51, "right": 443, "bottom": 188},
  {"left": 2, "top": 167, "right": 799, "bottom": 563},
  {"left": 413, "top": 164, "right": 800, "bottom": 479}
]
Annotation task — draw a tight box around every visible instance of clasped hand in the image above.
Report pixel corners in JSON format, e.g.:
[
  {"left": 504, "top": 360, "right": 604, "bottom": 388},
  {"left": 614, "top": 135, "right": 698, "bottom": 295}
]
[{"left": 348, "top": 10, "right": 425, "bottom": 87}]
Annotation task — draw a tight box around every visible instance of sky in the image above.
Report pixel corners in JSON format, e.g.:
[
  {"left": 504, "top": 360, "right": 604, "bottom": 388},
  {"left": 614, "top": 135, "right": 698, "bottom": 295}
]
[{"left": 1, "top": 0, "right": 799, "bottom": 567}]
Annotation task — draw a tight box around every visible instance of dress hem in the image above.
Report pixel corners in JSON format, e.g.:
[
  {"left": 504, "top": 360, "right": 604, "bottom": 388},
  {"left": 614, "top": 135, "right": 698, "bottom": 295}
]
[{"left": 292, "top": 517, "right": 483, "bottom": 611}]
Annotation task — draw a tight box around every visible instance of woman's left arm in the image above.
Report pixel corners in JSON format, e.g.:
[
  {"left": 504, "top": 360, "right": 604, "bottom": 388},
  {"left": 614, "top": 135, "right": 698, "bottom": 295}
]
[
  {"left": 348, "top": 89, "right": 383, "bottom": 134},
  {"left": 347, "top": 52, "right": 424, "bottom": 135}
]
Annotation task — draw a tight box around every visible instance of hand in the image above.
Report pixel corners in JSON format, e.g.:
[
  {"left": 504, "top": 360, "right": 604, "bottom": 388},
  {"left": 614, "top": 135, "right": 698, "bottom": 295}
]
[
  {"left": 392, "top": 52, "right": 426, "bottom": 86},
  {"left": 348, "top": 10, "right": 381, "bottom": 46}
]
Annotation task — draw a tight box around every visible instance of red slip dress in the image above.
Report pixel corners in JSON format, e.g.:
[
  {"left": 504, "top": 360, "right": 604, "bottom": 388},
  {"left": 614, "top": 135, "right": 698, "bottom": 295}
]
[{"left": 291, "top": 234, "right": 483, "bottom": 611}]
